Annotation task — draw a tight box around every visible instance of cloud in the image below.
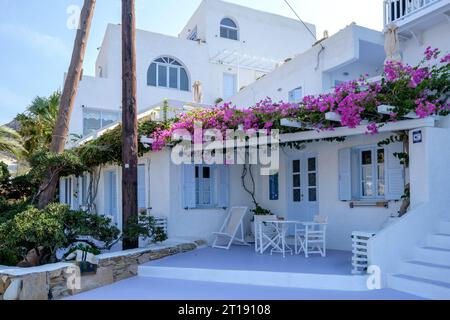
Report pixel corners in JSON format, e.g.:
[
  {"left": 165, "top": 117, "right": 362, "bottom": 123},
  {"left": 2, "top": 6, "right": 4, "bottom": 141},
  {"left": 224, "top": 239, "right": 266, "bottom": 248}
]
[{"left": 0, "top": 23, "right": 69, "bottom": 57}]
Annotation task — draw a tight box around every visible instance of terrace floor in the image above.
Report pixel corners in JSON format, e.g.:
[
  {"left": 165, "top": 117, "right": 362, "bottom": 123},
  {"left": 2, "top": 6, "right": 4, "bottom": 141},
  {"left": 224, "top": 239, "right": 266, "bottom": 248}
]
[
  {"left": 144, "top": 246, "right": 352, "bottom": 275},
  {"left": 67, "top": 276, "right": 422, "bottom": 300},
  {"left": 67, "top": 246, "right": 424, "bottom": 300}
]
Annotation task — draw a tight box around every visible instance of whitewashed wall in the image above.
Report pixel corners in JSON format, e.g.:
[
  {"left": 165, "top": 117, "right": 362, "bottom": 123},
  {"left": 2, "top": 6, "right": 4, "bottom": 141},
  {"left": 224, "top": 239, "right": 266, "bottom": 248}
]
[
  {"left": 400, "top": 20, "right": 450, "bottom": 66},
  {"left": 69, "top": 0, "right": 316, "bottom": 137},
  {"left": 369, "top": 120, "right": 450, "bottom": 277},
  {"left": 250, "top": 133, "right": 402, "bottom": 251},
  {"left": 228, "top": 24, "right": 385, "bottom": 107}
]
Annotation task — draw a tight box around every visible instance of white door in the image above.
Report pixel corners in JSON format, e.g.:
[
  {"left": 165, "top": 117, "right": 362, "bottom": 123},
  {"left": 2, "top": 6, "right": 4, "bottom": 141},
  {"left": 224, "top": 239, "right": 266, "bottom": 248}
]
[
  {"left": 287, "top": 154, "right": 319, "bottom": 230},
  {"left": 223, "top": 73, "right": 237, "bottom": 100}
]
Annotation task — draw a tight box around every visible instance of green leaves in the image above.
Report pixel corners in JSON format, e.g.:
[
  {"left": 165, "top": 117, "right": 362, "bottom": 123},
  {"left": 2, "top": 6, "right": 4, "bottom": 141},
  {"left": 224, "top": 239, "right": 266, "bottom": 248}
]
[
  {"left": 15, "top": 91, "right": 61, "bottom": 158},
  {"left": 0, "top": 203, "right": 120, "bottom": 266},
  {"left": 122, "top": 212, "right": 167, "bottom": 244},
  {"left": 0, "top": 126, "right": 25, "bottom": 156}
]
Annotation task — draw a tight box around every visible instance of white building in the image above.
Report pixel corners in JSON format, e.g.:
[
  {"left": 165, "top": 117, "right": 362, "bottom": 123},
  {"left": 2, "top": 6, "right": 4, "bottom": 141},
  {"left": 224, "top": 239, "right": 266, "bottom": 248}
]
[
  {"left": 69, "top": 0, "right": 316, "bottom": 137},
  {"left": 62, "top": 0, "right": 450, "bottom": 299}
]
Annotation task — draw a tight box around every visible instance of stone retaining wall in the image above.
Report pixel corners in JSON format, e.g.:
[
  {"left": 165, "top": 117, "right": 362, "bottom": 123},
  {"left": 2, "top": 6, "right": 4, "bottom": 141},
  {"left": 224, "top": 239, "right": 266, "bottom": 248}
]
[{"left": 0, "top": 239, "right": 206, "bottom": 300}]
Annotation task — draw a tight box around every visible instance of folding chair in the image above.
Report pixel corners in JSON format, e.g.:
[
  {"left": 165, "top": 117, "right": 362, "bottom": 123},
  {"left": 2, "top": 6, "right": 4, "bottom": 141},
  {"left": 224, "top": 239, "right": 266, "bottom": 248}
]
[{"left": 212, "top": 207, "right": 250, "bottom": 249}]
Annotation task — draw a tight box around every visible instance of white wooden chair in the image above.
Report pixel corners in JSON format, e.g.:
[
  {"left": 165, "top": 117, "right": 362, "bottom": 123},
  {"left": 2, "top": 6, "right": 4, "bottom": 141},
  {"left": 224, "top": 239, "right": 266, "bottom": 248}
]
[
  {"left": 212, "top": 207, "right": 250, "bottom": 250},
  {"left": 254, "top": 215, "right": 279, "bottom": 254},
  {"left": 295, "top": 215, "right": 328, "bottom": 258}
]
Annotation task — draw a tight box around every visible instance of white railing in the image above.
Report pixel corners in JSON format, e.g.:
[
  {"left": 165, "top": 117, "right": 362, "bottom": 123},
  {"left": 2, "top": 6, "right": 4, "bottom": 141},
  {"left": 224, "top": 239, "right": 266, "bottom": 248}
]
[{"left": 384, "top": 0, "right": 440, "bottom": 25}]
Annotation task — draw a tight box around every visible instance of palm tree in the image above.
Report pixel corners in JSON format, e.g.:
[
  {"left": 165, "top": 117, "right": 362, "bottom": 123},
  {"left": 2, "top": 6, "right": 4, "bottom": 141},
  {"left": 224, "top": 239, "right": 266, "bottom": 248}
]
[
  {"left": 0, "top": 126, "right": 24, "bottom": 157},
  {"left": 15, "top": 92, "right": 60, "bottom": 157},
  {"left": 38, "top": 0, "right": 96, "bottom": 209}
]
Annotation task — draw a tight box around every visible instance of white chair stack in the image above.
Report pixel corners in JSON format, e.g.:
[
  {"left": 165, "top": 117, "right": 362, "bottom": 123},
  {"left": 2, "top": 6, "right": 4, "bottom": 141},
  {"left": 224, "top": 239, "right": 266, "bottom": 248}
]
[{"left": 295, "top": 215, "right": 328, "bottom": 258}]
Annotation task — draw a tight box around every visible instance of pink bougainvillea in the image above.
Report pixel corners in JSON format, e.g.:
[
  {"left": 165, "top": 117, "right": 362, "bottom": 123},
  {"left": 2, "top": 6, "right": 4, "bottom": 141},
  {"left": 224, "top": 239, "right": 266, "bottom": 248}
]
[{"left": 148, "top": 48, "right": 449, "bottom": 151}]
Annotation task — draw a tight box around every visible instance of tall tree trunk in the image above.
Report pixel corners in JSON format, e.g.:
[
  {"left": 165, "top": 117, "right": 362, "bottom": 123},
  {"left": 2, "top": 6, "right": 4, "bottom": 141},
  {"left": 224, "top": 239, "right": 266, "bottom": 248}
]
[
  {"left": 121, "top": 0, "right": 139, "bottom": 250},
  {"left": 38, "top": 0, "right": 96, "bottom": 209}
]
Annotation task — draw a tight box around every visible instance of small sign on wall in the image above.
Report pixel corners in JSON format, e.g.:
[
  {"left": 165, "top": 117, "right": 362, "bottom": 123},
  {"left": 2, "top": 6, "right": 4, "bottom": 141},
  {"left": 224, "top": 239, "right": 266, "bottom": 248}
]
[{"left": 413, "top": 130, "right": 422, "bottom": 144}]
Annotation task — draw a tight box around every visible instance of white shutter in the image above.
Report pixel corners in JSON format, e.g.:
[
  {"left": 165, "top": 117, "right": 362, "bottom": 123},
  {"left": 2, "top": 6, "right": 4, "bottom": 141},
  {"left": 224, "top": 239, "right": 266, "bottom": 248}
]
[
  {"left": 137, "top": 164, "right": 146, "bottom": 210},
  {"left": 385, "top": 142, "right": 405, "bottom": 200},
  {"left": 105, "top": 171, "right": 118, "bottom": 222},
  {"left": 338, "top": 148, "right": 352, "bottom": 201},
  {"left": 217, "top": 165, "right": 230, "bottom": 209},
  {"left": 60, "top": 178, "right": 66, "bottom": 204},
  {"left": 182, "top": 164, "right": 196, "bottom": 209},
  {"left": 110, "top": 172, "right": 118, "bottom": 220}
]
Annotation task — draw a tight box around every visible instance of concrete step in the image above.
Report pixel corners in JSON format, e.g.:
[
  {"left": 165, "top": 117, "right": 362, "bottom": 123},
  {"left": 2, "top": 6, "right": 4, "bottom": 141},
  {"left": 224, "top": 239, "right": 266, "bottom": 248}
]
[
  {"left": 137, "top": 265, "right": 369, "bottom": 291},
  {"left": 428, "top": 233, "right": 450, "bottom": 250},
  {"left": 388, "top": 274, "right": 450, "bottom": 300},
  {"left": 414, "top": 246, "right": 450, "bottom": 266},
  {"left": 439, "top": 221, "right": 450, "bottom": 234},
  {"left": 400, "top": 261, "right": 450, "bottom": 284}
]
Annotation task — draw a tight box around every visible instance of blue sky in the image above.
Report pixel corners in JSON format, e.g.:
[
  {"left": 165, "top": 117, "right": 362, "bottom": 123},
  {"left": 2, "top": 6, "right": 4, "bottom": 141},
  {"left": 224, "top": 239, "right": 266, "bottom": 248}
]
[{"left": 0, "top": 0, "right": 382, "bottom": 124}]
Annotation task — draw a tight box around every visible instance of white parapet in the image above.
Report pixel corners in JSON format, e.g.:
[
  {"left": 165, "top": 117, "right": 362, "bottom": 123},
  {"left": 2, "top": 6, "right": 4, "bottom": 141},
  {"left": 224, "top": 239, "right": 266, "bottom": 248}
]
[
  {"left": 325, "top": 112, "right": 342, "bottom": 122},
  {"left": 378, "top": 104, "right": 419, "bottom": 119}
]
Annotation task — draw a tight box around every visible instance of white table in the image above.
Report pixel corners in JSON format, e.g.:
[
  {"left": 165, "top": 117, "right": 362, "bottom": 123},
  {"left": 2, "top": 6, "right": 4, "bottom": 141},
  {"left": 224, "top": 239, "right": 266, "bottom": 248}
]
[{"left": 261, "top": 220, "right": 299, "bottom": 258}]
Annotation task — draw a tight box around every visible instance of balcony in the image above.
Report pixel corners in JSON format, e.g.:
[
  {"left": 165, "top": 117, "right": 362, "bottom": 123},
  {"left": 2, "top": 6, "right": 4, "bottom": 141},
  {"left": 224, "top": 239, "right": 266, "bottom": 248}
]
[{"left": 384, "top": 0, "right": 447, "bottom": 26}]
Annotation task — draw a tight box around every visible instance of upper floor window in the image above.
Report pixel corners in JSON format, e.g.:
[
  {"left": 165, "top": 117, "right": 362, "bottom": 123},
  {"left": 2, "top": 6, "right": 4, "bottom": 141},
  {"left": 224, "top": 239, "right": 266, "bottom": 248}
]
[
  {"left": 147, "top": 57, "right": 190, "bottom": 91},
  {"left": 83, "top": 108, "right": 120, "bottom": 136},
  {"left": 220, "top": 18, "right": 238, "bottom": 40},
  {"left": 187, "top": 26, "right": 198, "bottom": 41}
]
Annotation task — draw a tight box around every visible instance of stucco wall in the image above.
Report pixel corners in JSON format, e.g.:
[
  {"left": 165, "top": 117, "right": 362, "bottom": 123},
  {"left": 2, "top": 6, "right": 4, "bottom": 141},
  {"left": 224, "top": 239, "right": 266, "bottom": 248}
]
[
  {"left": 401, "top": 20, "right": 450, "bottom": 66},
  {"left": 228, "top": 24, "right": 385, "bottom": 107},
  {"left": 252, "top": 133, "right": 402, "bottom": 251},
  {"left": 69, "top": 0, "right": 317, "bottom": 137}
]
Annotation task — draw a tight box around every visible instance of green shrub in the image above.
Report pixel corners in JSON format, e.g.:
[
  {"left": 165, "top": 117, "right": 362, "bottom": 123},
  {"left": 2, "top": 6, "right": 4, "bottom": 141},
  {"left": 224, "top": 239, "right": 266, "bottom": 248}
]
[
  {"left": 0, "top": 203, "right": 120, "bottom": 266},
  {"left": 0, "top": 198, "right": 30, "bottom": 224},
  {"left": 123, "top": 212, "right": 168, "bottom": 244}
]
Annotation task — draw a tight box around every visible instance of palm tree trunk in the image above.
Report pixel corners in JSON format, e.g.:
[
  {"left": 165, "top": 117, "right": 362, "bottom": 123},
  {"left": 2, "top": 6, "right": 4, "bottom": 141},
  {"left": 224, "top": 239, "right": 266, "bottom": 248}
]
[
  {"left": 121, "top": 0, "right": 139, "bottom": 249},
  {"left": 38, "top": 0, "right": 96, "bottom": 209}
]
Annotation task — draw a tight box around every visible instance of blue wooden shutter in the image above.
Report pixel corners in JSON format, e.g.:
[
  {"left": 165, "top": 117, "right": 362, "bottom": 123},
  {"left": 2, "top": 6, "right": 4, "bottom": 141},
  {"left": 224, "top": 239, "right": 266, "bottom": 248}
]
[
  {"left": 137, "top": 164, "right": 146, "bottom": 210},
  {"left": 217, "top": 165, "right": 230, "bottom": 209},
  {"left": 182, "top": 164, "right": 196, "bottom": 209},
  {"left": 60, "top": 178, "right": 66, "bottom": 204},
  {"left": 110, "top": 171, "right": 118, "bottom": 222},
  {"left": 269, "top": 174, "right": 279, "bottom": 200},
  {"left": 385, "top": 143, "right": 405, "bottom": 200},
  {"left": 338, "top": 148, "right": 352, "bottom": 201},
  {"left": 105, "top": 171, "right": 118, "bottom": 222}
]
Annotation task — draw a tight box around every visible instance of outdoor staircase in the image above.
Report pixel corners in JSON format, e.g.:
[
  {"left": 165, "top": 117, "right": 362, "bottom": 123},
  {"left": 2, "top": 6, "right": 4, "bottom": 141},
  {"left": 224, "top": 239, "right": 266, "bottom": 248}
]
[{"left": 388, "top": 220, "right": 450, "bottom": 299}]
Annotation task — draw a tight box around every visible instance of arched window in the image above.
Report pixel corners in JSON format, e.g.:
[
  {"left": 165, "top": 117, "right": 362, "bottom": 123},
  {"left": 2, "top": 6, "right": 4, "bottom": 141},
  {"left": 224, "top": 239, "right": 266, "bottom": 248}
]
[
  {"left": 147, "top": 57, "right": 190, "bottom": 91},
  {"left": 220, "top": 18, "right": 238, "bottom": 40}
]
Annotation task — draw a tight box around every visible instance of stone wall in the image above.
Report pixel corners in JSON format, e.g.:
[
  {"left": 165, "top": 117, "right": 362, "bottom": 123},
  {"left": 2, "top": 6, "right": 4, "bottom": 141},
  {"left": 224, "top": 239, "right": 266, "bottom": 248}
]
[{"left": 0, "top": 239, "right": 206, "bottom": 300}]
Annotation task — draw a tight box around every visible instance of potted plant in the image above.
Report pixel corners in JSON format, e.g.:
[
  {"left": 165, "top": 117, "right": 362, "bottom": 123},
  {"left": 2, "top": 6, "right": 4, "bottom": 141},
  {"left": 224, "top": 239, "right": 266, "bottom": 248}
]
[
  {"left": 64, "top": 244, "right": 100, "bottom": 275},
  {"left": 250, "top": 205, "right": 275, "bottom": 237}
]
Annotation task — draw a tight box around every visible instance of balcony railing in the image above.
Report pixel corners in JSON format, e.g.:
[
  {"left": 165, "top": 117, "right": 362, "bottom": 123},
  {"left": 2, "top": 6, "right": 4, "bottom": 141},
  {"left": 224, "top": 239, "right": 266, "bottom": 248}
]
[{"left": 384, "top": 0, "right": 440, "bottom": 25}]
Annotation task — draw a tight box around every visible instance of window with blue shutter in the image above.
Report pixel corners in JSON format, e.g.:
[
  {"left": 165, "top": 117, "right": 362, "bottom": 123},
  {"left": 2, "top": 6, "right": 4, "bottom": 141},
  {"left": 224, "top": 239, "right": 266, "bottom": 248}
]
[
  {"left": 269, "top": 173, "right": 279, "bottom": 200},
  {"left": 338, "top": 143, "right": 404, "bottom": 201},
  {"left": 183, "top": 164, "right": 229, "bottom": 209}
]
